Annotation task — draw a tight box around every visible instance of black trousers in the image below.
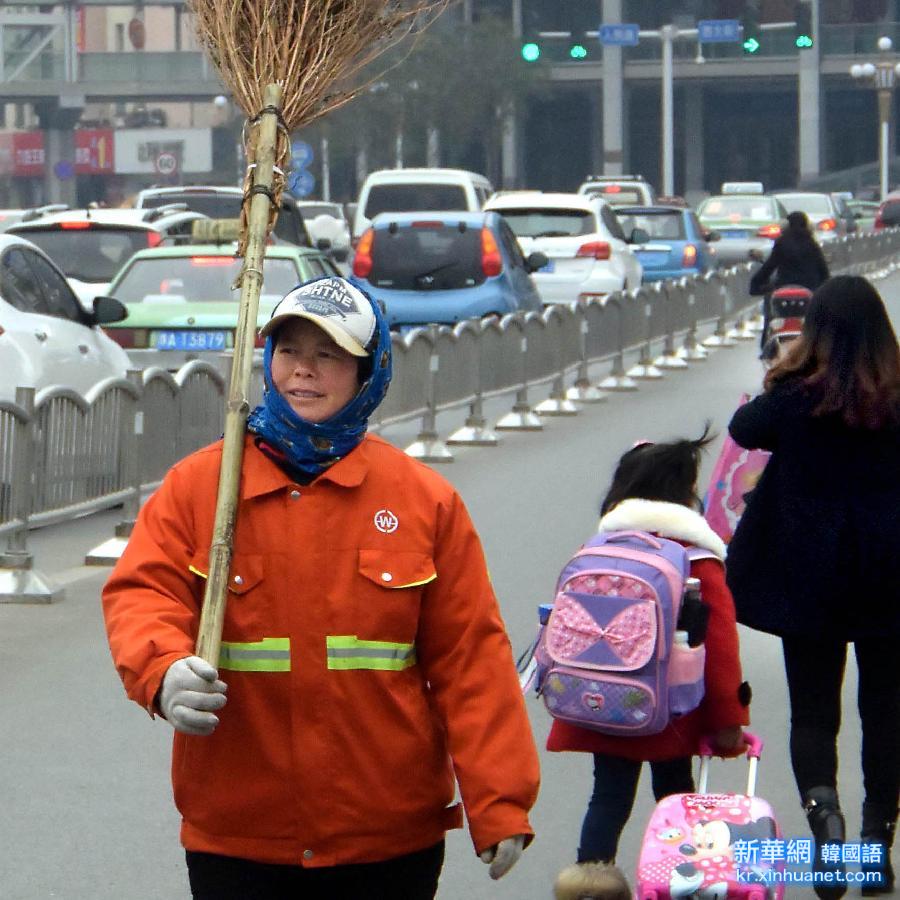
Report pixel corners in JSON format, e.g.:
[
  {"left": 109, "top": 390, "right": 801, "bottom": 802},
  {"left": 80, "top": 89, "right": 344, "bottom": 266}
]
[
  {"left": 577, "top": 753, "right": 694, "bottom": 863},
  {"left": 186, "top": 842, "right": 445, "bottom": 900},
  {"left": 782, "top": 635, "right": 900, "bottom": 806}
]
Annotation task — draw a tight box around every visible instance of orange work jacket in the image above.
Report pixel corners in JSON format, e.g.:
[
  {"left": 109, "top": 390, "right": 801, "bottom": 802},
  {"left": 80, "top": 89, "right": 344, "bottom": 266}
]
[{"left": 103, "top": 434, "right": 539, "bottom": 867}]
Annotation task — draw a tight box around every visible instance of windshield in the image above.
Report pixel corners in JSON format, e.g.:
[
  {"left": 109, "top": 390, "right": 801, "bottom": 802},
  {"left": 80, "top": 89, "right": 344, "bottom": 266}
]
[
  {"left": 111, "top": 255, "right": 301, "bottom": 302},
  {"left": 698, "top": 197, "right": 778, "bottom": 221},
  {"left": 775, "top": 194, "right": 832, "bottom": 215},
  {"left": 369, "top": 222, "right": 485, "bottom": 290},
  {"left": 364, "top": 184, "right": 469, "bottom": 219},
  {"left": 615, "top": 211, "right": 685, "bottom": 240},
  {"left": 495, "top": 208, "right": 594, "bottom": 238},
  {"left": 16, "top": 226, "right": 157, "bottom": 281}
]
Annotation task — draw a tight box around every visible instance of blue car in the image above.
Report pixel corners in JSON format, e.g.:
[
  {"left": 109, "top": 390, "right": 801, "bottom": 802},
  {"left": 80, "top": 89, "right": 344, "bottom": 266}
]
[
  {"left": 613, "top": 205, "right": 717, "bottom": 282},
  {"left": 351, "top": 211, "right": 545, "bottom": 328}
]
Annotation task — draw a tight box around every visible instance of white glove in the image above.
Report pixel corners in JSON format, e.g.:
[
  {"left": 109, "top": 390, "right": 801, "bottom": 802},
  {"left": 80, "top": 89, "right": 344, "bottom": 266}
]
[
  {"left": 159, "top": 656, "right": 227, "bottom": 736},
  {"left": 479, "top": 834, "right": 526, "bottom": 880}
]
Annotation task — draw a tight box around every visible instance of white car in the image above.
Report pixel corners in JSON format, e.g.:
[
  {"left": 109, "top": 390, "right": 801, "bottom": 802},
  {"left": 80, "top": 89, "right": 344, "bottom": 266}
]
[
  {"left": 0, "top": 234, "right": 130, "bottom": 403},
  {"left": 7, "top": 205, "right": 206, "bottom": 311},
  {"left": 484, "top": 191, "right": 643, "bottom": 303},
  {"left": 295, "top": 201, "right": 352, "bottom": 262}
]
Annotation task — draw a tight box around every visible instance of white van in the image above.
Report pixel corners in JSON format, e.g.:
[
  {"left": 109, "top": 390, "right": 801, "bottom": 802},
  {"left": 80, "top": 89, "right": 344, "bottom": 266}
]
[{"left": 353, "top": 167, "right": 494, "bottom": 239}]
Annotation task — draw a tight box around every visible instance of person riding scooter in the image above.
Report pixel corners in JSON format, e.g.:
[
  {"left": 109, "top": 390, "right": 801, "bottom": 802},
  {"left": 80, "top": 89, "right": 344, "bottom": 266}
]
[{"left": 749, "top": 211, "right": 829, "bottom": 353}]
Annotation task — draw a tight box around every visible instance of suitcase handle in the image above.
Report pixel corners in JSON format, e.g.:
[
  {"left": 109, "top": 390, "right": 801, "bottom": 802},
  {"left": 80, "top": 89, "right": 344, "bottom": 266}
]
[
  {"left": 697, "top": 731, "right": 762, "bottom": 797},
  {"left": 698, "top": 730, "right": 763, "bottom": 760}
]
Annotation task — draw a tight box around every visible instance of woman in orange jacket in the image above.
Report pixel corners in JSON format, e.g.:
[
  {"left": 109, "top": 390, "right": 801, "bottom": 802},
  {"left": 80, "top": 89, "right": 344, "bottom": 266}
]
[{"left": 102, "top": 275, "right": 540, "bottom": 900}]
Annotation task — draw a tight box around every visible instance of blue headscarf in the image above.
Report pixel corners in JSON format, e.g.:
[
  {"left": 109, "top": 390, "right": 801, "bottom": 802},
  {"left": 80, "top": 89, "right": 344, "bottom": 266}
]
[{"left": 247, "top": 276, "right": 392, "bottom": 479}]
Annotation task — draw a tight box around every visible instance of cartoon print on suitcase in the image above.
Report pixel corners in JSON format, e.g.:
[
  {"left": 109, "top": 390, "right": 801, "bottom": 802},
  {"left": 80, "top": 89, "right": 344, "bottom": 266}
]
[{"left": 636, "top": 734, "right": 785, "bottom": 899}]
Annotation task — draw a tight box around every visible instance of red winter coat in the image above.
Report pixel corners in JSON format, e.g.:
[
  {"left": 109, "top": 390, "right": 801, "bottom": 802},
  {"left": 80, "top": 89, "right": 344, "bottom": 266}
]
[{"left": 546, "top": 499, "right": 750, "bottom": 761}]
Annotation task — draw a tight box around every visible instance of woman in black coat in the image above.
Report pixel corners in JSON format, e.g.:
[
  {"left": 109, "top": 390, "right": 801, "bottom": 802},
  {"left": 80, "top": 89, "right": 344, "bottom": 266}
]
[{"left": 726, "top": 276, "right": 899, "bottom": 899}]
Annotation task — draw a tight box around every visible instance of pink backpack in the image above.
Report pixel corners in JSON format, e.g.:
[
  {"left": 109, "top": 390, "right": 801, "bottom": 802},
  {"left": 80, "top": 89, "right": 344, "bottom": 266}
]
[{"left": 533, "top": 531, "right": 714, "bottom": 736}]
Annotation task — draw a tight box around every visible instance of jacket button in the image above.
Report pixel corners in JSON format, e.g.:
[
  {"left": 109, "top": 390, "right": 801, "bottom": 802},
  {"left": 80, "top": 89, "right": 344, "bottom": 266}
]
[
  {"left": 303, "top": 849, "right": 314, "bottom": 860},
  {"left": 381, "top": 572, "right": 393, "bottom": 582},
  {"left": 233, "top": 575, "right": 243, "bottom": 585},
  {"left": 290, "top": 490, "right": 301, "bottom": 500}
]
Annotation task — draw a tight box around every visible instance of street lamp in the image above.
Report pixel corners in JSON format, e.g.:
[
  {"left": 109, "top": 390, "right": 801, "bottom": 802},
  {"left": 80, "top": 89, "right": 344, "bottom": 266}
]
[{"left": 850, "top": 36, "right": 900, "bottom": 200}]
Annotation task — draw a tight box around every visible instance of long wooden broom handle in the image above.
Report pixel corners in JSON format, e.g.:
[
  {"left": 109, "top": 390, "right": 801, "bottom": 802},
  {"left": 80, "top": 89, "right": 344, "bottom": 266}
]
[{"left": 196, "top": 83, "right": 283, "bottom": 666}]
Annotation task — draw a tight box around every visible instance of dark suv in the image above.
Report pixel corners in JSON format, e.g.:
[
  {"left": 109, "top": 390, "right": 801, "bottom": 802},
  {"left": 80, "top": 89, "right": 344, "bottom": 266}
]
[{"left": 874, "top": 192, "right": 900, "bottom": 230}]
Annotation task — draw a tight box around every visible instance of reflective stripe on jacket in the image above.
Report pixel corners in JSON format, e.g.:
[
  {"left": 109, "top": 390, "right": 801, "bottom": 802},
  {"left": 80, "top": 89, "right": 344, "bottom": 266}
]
[{"left": 102, "top": 434, "right": 539, "bottom": 867}]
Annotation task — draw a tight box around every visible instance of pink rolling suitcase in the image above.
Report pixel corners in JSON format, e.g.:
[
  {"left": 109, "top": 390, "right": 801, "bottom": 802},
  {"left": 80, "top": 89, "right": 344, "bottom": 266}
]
[{"left": 636, "top": 733, "right": 785, "bottom": 899}]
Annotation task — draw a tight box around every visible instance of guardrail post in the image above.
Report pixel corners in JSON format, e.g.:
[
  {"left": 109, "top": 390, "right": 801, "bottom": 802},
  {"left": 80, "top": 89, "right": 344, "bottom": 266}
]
[
  {"left": 0, "top": 387, "right": 64, "bottom": 604},
  {"left": 496, "top": 318, "right": 543, "bottom": 430},
  {"left": 728, "top": 309, "right": 758, "bottom": 341},
  {"left": 653, "top": 282, "right": 689, "bottom": 370},
  {"left": 598, "top": 297, "right": 638, "bottom": 391},
  {"left": 702, "top": 280, "right": 738, "bottom": 348},
  {"left": 676, "top": 288, "right": 709, "bottom": 362},
  {"left": 627, "top": 289, "right": 664, "bottom": 379},
  {"left": 566, "top": 303, "right": 606, "bottom": 403},
  {"left": 447, "top": 322, "right": 499, "bottom": 447},
  {"left": 404, "top": 325, "right": 454, "bottom": 462},
  {"left": 535, "top": 308, "right": 579, "bottom": 416},
  {"left": 85, "top": 369, "right": 144, "bottom": 565}
]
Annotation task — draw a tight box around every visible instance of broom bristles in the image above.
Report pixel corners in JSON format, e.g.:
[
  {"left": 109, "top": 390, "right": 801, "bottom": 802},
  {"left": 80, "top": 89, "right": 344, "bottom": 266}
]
[{"left": 188, "top": 0, "right": 450, "bottom": 133}]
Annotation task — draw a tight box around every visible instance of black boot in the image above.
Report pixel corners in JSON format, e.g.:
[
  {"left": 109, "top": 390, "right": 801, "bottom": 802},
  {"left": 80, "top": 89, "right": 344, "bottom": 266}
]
[
  {"left": 804, "top": 787, "right": 847, "bottom": 900},
  {"left": 860, "top": 801, "right": 897, "bottom": 896}
]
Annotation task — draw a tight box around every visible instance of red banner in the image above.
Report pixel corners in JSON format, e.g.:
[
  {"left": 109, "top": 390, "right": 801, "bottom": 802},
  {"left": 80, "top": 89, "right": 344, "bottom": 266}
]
[
  {"left": 75, "top": 129, "right": 114, "bottom": 174},
  {"left": 0, "top": 132, "right": 45, "bottom": 176}
]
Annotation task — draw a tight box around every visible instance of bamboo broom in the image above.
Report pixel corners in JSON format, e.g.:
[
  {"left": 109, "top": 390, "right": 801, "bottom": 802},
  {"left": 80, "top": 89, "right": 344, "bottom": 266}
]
[{"left": 191, "top": 0, "right": 449, "bottom": 666}]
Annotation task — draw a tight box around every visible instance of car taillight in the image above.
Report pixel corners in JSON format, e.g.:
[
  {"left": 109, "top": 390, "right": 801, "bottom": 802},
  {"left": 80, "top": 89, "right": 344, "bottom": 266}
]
[
  {"left": 190, "top": 256, "right": 234, "bottom": 266},
  {"left": 104, "top": 328, "right": 148, "bottom": 348},
  {"left": 576, "top": 241, "right": 611, "bottom": 260},
  {"left": 682, "top": 243, "right": 698, "bottom": 267},
  {"left": 602, "top": 185, "right": 621, "bottom": 194},
  {"left": 147, "top": 231, "right": 163, "bottom": 247},
  {"left": 352, "top": 228, "right": 374, "bottom": 278},
  {"left": 816, "top": 218, "right": 837, "bottom": 232},
  {"left": 481, "top": 228, "right": 502, "bottom": 277},
  {"left": 757, "top": 224, "right": 782, "bottom": 239},
  {"left": 60, "top": 221, "right": 91, "bottom": 230}
]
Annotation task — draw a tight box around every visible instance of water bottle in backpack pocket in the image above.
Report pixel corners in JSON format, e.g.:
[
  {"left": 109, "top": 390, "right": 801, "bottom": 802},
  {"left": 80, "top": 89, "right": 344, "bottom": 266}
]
[{"left": 533, "top": 530, "right": 711, "bottom": 736}]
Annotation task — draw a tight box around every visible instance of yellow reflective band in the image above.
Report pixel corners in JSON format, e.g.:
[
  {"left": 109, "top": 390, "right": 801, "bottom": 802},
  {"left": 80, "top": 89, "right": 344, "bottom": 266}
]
[
  {"left": 386, "top": 573, "right": 437, "bottom": 590},
  {"left": 219, "top": 637, "right": 291, "bottom": 672},
  {"left": 326, "top": 635, "right": 417, "bottom": 671},
  {"left": 189, "top": 565, "right": 207, "bottom": 579}
]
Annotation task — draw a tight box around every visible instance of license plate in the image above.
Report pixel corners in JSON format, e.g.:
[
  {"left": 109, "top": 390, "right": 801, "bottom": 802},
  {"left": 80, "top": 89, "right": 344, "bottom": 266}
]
[
  {"left": 538, "top": 260, "right": 555, "bottom": 273},
  {"left": 723, "top": 230, "right": 749, "bottom": 239},
  {"left": 152, "top": 330, "right": 228, "bottom": 351}
]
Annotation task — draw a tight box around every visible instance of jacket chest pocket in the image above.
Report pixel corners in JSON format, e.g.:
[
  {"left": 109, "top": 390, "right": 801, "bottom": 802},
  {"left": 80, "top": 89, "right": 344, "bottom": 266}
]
[
  {"left": 189, "top": 551, "right": 267, "bottom": 638},
  {"left": 354, "top": 548, "right": 436, "bottom": 642}
]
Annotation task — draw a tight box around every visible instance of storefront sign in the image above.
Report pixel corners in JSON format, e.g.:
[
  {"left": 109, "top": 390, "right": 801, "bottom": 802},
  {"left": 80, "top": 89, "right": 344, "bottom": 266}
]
[
  {"left": 0, "top": 132, "right": 46, "bottom": 176},
  {"left": 75, "top": 129, "right": 114, "bottom": 174}
]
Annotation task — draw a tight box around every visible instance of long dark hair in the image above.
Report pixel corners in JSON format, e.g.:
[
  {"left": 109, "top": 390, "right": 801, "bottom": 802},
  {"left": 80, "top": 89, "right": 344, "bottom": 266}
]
[
  {"left": 600, "top": 425, "right": 715, "bottom": 516},
  {"left": 765, "top": 275, "right": 900, "bottom": 428}
]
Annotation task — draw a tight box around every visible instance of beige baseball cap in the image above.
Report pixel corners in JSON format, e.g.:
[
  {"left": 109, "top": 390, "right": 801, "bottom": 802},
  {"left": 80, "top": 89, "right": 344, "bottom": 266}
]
[{"left": 260, "top": 277, "right": 376, "bottom": 357}]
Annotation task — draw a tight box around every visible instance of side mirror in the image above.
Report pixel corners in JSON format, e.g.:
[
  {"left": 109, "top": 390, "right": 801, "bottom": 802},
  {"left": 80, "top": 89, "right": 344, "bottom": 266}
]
[
  {"left": 525, "top": 251, "right": 548, "bottom": 273},
  {"left": 93, "top": 295, "right": 128, "bottom": 324},
  {"left": 703, "top": 229, "right": 721, "bottom": 242},
  {"left": 316, "top": 237, "right": 333, "bottom": 252},
  {"left": 629, "top": 227, "right": 650, "bottom": 245}
]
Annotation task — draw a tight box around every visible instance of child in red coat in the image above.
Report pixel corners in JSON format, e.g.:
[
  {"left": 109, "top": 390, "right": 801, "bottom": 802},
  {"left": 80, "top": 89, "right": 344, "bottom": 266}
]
[{"left": 551, "top": 430, "right": 751, "bottom": 900}]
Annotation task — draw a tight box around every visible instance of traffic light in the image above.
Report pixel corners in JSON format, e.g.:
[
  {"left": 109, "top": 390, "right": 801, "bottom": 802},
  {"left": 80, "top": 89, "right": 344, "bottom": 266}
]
[
  {"left": 794, "top": 1, "right": 813, "bottom": 49},
  {"left": 521, "top": 41, "right": 541, "bottom": 62},
  {"left": 741, "top": 3, "right": 761, "bottom": 54},
  {"left": 569, "top": 43, "right": 588, "bottom": 60}
]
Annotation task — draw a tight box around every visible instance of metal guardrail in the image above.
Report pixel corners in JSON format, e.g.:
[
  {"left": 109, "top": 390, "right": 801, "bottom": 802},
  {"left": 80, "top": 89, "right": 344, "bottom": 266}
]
[{"left": 1, "top": 230, "right": 898, "bottom": 601}]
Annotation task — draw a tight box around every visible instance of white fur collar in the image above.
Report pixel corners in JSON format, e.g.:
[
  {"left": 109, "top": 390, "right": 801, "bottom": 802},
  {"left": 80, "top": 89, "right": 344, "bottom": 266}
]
[{"left": 598, "top": 499, "right": 726, "bottom": 560}]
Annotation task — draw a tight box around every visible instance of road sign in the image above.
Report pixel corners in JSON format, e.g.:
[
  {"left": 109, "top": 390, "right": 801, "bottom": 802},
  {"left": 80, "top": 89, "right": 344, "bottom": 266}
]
[
  {"left": 698, "top": 19, "right": 741, "bottom": 43},
  {"left": 598, "top": 23, "right": 640, "bottom": 47},
  {"left": 290, "top": 140, "right": 314, "bottom": 170},
  {"left": 154, "top": 151, "right": 177, "bottom": 175},
  {"left": 288, "top": 169, "right": 315, "bottom": 198},
  {"left": 53, "top": 160, "right": 74, "bottom": 180}
]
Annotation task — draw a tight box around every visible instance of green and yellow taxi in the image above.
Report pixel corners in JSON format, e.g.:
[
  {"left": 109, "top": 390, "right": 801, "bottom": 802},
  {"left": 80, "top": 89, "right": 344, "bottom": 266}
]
[{"left": 102, "top": 219, "right": 340, "bottom": 367}]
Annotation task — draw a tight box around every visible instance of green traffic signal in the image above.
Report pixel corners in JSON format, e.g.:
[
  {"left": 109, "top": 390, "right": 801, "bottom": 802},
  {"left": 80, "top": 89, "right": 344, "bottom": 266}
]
[
  {"left": 741, "top": 2, "right": 761, "bottom": 55},
  {"left": 521, "top": 42, "right": 541, "bottom": 62},
  {"left": 795, "top": 34, "right": 813, "bottom": 48},
  {"left": 743, "top": 36, "right": 760, "bottom": 54},
  {"left": 794, "top": 1, "right": 813, "bottom": 49},
  {"left": 569, "top": 44, "right": 587, "bottom": 60}
]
